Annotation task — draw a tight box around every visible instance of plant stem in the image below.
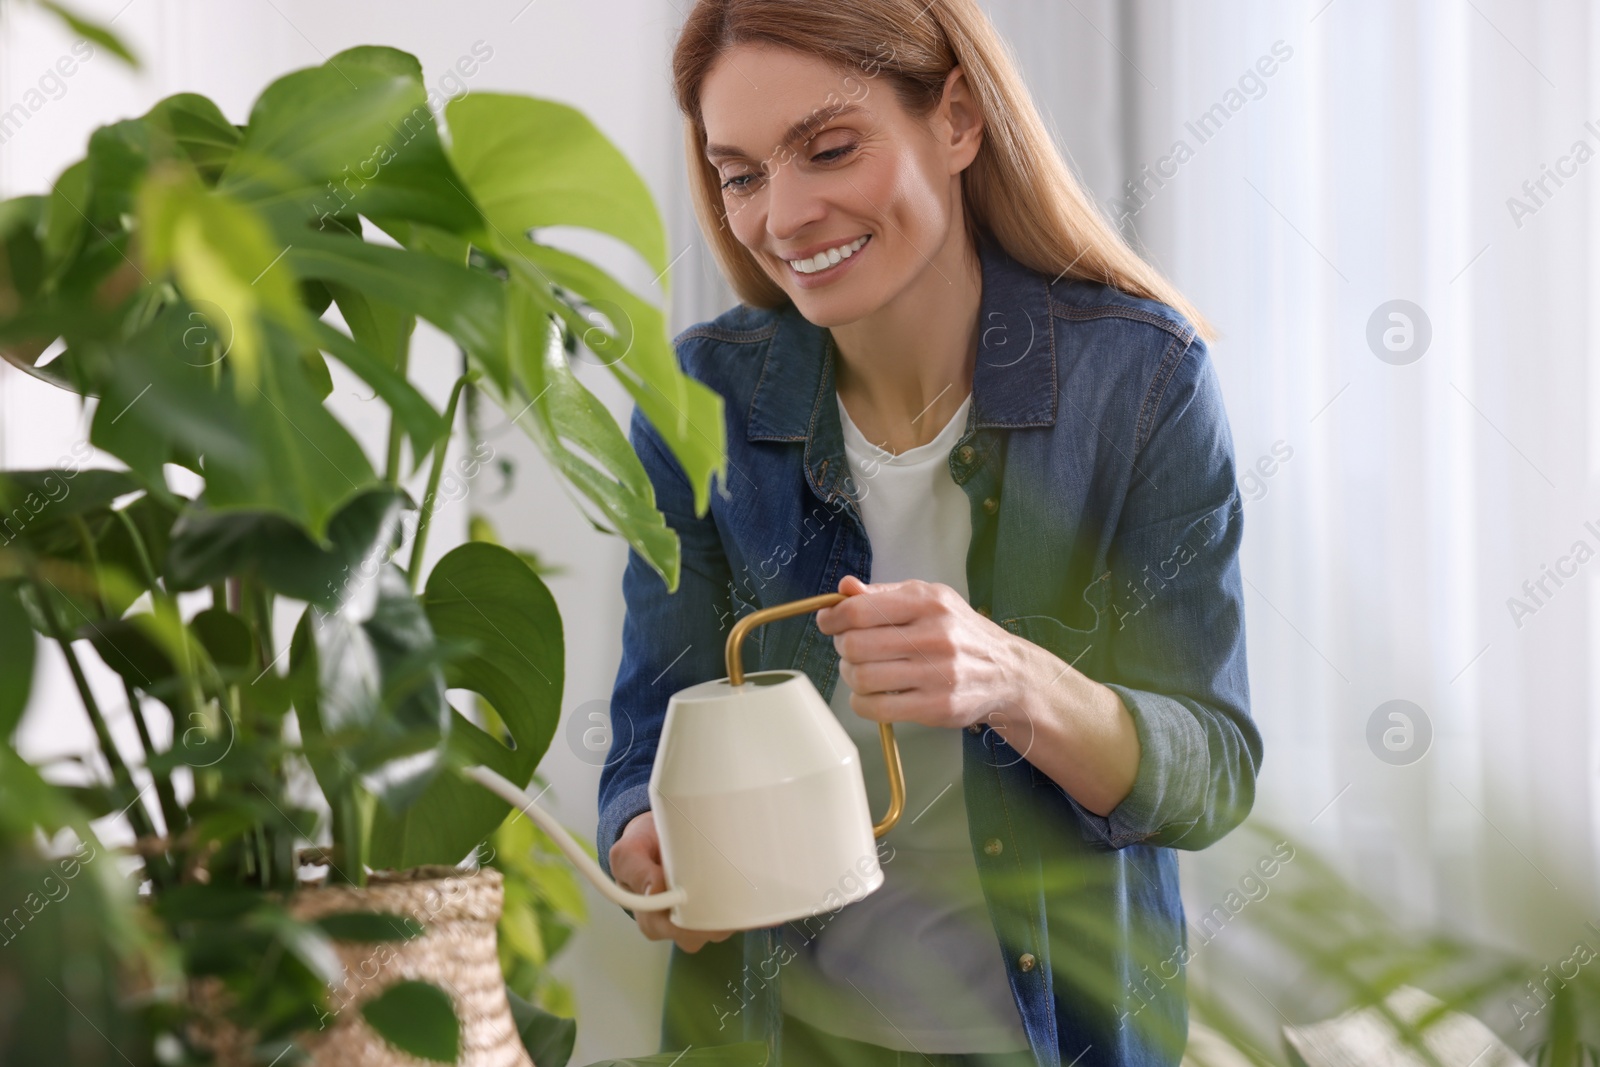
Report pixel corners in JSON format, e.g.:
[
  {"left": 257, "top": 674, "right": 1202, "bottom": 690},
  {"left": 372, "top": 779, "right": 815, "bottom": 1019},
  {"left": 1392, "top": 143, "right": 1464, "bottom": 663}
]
[
  {"left": 73, "top": 514, "right": 173, "bottom": 828},
  {"left": 383, "top": 344, "right": 411, "bottom": 483},
  {"left": 71, "top": 516, "right": 108, "bottom": 618},
  {"left": 247, "top": 577, "right": 275, "bottom": 676},
  {"left": 120, "top": 677, "right": 185, "bottom": 837},
  {"left": 29, "top": 574, "right": 134, "bottom": 789},
  {"left": 27, "top": 572, "right": 172, "bottom": 886},
  {"left": 110, "top": 508, "right": 185, "bottom": 834},
  {"left": 328, "top": 783, "right": 372, "bottom": 888},
  {"left": 112, "top": 508, "right": 161, "bottom": 599},
  {"left": 406, "top": 371, "right": 472, "bottom": 592},
  {"left": 240, "top": 575, "right": 289, "bottom": 890}
]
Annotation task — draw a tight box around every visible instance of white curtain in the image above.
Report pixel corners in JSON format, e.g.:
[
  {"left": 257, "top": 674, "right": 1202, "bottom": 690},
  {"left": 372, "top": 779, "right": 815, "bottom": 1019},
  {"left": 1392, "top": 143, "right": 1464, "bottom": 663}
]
[{"left": 1014, "top": 0, "right": 1599, "bottom": 973}]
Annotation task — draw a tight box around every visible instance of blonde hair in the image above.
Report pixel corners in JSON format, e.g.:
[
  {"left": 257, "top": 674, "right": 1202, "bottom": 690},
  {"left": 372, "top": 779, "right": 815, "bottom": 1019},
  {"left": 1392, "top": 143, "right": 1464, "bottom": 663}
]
[{"left": 671, "top": 0, "right": 1217, "bottom": 343}]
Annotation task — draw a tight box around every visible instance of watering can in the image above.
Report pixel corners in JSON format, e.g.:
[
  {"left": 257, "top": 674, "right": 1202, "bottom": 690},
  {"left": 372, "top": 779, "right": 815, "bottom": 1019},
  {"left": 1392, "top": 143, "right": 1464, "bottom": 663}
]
[{"left": 466, "top": 590, "right": 906, "bottom": 931}]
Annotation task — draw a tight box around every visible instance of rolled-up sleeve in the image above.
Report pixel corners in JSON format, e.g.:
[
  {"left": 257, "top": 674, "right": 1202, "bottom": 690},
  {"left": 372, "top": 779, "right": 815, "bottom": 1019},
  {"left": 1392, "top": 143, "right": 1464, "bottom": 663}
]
[
  {"left": 595, "top": 399, "right": 735, "bottom": 888},
  {"left": 1057, "top": 332, "right": 1261, "bottom": 851}
]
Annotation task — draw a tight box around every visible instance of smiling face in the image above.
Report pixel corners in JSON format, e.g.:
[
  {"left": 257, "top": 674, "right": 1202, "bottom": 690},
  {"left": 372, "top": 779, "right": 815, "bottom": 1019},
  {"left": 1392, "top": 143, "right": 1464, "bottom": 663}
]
[{"left": 700, "top": 43, "right": 983, "bottom": 328}]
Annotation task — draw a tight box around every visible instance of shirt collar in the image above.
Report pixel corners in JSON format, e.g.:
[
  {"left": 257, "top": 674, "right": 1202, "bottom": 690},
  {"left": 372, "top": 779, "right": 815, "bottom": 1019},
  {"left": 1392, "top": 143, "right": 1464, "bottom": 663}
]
[{"left": 745, "top": 225, "right": 1059, "bottom": 451}]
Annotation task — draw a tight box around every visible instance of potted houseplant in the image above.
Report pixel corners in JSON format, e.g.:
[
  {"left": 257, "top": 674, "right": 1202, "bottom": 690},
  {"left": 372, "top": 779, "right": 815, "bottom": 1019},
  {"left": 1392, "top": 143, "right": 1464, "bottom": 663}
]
[
  {"left": 1179, "top": 822, "right": 1600, "bottom": 1067},
  {"left": 0, "top": 38, "right": 762, "bottom": 1067}
]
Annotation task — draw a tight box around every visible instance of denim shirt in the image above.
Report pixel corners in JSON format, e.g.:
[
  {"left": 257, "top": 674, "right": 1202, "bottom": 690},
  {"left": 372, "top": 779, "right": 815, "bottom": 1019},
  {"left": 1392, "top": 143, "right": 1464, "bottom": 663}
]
[{"left": 595, "top": 228, "right": 1261, "bottom": 1067}]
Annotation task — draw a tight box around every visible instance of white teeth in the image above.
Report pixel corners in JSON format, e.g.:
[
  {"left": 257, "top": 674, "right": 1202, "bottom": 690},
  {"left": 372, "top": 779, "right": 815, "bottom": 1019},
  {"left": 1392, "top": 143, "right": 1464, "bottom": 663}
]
[{"left": 790, "top": 235, "right": 868, "bottom": 274}]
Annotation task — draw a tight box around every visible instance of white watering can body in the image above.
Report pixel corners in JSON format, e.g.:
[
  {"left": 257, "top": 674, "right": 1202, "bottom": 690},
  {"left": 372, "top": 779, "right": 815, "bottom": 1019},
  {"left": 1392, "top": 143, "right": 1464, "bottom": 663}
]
[{"left": 467, "top": 591, "right": 907, "bottom": 932}]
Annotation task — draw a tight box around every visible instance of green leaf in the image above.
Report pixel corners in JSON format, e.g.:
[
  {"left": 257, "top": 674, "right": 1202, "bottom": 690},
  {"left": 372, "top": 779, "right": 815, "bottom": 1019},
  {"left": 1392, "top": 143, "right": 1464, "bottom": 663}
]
[
  {"left": 326, "top": 281, "right": 415, "bottom": 374},
  {"left": 360, "top": 980, "right": 460, "bottom": 1063},
  {"left": 88, "top": 310, "right": 376, "bottom": 539},
  {"left": 39, "top": 2, "right": 139, "bottom": 66},
  {"left": 143, "top": 93, "right": 241, "bottom": 184},
  {"left": 190, "top": 605, "right": 255, "bottom": 671},
  {"left": 314, "top": 911, "right": 425, "bottom": 943},
  {"left": 252, "top": 908, "right": 345, "bottom": 987},
  {"left": 505, "top": 987, "right": 576, "bottom": 1067},
  {"left": 0, "top": 468, "right": 141, "bottom": 537},
  {"left": 315, "top": 286, "right": 446, "bottom": 467},
  {"left": 445, "top": 93, "right": 666, "bottom": 276},
  {"left": 509, "top": 242, "right": 726, "bottom": 519},
  {"left": 291, "top": 563, "right": 453, "bottom": 812},
  {"left": 165, "top": 486, "right": 411, "bottom": 609},
  {"left": 84, "top": 119, "right": 153, "bottom": 225},
  {"left": 95, "top": 492, "right": 182, "bottom": 595},
  {"left": 220, "top": 49, "right": 481, "bottom": 236},
  {"left": 443, "top": 91, "right": 730, "bottom": 522},
  {"left": 0, "top": 196, "right": 47, "bottom": 345},
  {"left": 81, "top": 615, "right": 178, "bottom": 698},
  {"left": 369, "top": 542, "right": 562, "bottom": 867},
  {"left": 373, "top": 217, "right": 471, "bottom": 265},
  {"left": 227, "top": 325, "right": 378, "bottom": 534},
  {"left": 301, "top": 344, "right": 334, "bottom": 400},
  {"left": 282, "top": 227, "right": 510, "bottom": 392},
  {"left": 42, "top": 160, "right": 90, "bottom": 283},
  {"left": 0, "top": 581, "right": 35, "bottom": 738},
  {"left": 499, "top": 292, "right": 681, "bottom": 589},
  {"left": 137, "top": 166, "right": 303, "bottom": 397},
  {"left": 0, "top": 834, "right": 155, "bottom": 1065},
  {"left": 329, "top": 45, "right": 424, "bottom": 82},
  {"left": 87, "top": 315, "right": 248, "bottom": 512}
]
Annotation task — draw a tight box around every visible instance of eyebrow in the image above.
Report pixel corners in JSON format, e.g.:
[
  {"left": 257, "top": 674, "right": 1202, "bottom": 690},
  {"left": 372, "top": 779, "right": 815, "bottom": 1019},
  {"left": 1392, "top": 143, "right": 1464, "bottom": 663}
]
[{"left": 704, "top": 101, "right": 867, "bottom": 162}]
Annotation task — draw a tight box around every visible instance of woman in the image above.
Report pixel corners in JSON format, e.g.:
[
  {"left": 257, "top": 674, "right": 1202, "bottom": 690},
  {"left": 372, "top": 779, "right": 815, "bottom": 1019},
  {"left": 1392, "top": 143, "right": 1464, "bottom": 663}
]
[{"left": 597, "top": 2, "right": 1261, "bottom": 1065}]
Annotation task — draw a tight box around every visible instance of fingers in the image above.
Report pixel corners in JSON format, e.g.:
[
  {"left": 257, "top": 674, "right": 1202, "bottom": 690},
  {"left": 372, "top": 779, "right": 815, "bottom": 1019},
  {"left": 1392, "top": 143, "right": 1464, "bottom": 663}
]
[
  {"left": 609, "top": 845, "right": 663, "bottom": 907},
  {"left": 838, "top": 655, "right": 921, "bottom": 696},
  {"left": 609, "top": 810, "right": 736, "bottom": 953},
  {"left": 820, "top": 584, "right": 940, "bottom": 636},
  {"left": 632, "top": 878, "right": 734, "bottom": 953}
]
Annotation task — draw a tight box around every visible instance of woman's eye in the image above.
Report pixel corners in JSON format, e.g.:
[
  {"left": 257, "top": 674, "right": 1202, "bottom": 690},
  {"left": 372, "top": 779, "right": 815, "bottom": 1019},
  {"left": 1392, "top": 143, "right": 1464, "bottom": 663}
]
[{"left": 720, "top": 144, "right": 855, "bottom": 194}]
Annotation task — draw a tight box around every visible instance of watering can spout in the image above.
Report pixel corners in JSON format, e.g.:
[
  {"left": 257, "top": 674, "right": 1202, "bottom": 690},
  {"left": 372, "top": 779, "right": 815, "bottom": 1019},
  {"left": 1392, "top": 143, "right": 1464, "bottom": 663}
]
[
  {"left": 464, "top": 765, "right": 687, "bottom": 914},
  {"left": 466, "top": 588, "right": 906, "bottom": 932}
]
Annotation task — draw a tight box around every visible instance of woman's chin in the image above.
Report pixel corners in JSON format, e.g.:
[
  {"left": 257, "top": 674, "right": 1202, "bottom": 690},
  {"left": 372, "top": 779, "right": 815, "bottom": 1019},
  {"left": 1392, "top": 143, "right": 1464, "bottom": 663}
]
[{"left": 789, "top": 289, "right": 882, "bottom": 328}]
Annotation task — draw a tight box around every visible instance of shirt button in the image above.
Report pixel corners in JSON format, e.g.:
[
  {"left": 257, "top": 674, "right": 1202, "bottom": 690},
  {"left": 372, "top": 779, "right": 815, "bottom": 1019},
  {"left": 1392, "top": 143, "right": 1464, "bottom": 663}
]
[
  {"left": 1018, "top": 952, "right": 1036, "bottom": 972},
  {"left": 983, "top": 496, "right": 999, "bottom": 514},
  {"left": 983, "top": 837, "right": 1003, "bottom": 856},
  {"left": 957, "top": 444, "right": 975, "bottom": 464},
  {"left": 966, "top": 722, "right": 982, "bottom": 735},
  {"left": 976, "top": 605, "right": 991, "bottom": 618}
]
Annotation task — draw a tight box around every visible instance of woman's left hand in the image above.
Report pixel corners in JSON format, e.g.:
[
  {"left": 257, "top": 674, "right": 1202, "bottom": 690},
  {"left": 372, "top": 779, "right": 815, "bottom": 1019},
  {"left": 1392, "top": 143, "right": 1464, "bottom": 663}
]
[{"left": 815, "top": 574, "right": 1029, "bottom": 732}]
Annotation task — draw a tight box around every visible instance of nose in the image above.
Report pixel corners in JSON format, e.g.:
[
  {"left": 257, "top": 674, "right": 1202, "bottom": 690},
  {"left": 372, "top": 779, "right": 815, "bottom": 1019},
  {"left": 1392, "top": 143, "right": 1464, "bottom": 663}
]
[{"left": 764, "top": 158, "right": 828, "bottom": 250}]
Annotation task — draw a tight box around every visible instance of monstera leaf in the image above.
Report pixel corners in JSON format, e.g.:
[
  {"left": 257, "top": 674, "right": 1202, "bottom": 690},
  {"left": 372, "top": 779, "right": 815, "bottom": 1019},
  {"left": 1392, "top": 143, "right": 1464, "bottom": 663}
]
[
  {"left": 221, "top": 46, "right": 482, "bottom": 237},
  {"left": 290, "top": 560, "right": 453, "bottom": 814},
  {"left": 165, "top": 485, "right": 412, "bottom": 609},
  {"left": 445, "top": 92, "right": 727, "bottom": 588},
  {"left": 369, "top": 541, "right": 562, "bottom": 868}
]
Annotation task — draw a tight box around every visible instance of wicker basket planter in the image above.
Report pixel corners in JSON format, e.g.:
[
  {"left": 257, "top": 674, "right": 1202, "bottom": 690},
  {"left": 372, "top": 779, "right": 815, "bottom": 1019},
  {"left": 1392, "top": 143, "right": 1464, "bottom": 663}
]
[{"left": 191, "top": 865, "right": 535, "bottom": 1067}]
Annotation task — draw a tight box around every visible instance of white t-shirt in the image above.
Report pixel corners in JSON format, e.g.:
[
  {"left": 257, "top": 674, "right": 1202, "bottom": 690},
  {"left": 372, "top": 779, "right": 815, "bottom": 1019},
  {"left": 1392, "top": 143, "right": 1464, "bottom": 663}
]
[{"left": 778, "top": 389, "right": 1031, "bottom": 1053}]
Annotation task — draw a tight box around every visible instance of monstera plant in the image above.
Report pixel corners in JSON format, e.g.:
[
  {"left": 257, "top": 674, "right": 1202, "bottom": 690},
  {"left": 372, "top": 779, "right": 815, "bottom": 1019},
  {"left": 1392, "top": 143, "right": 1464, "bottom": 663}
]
[{"left": 0, "top": 42, "right": 760, "bottom": 1066}]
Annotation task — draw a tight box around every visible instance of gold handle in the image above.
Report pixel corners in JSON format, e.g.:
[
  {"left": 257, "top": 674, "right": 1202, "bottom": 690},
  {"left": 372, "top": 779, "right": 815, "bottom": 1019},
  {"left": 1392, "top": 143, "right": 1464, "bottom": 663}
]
[{"left": 726, "top": 591, "right": 905, "bottom": 839}]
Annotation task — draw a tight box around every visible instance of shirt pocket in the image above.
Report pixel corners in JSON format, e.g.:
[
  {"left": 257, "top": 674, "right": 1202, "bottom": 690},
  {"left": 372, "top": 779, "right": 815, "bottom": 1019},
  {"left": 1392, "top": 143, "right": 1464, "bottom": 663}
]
[{"left": 998, "top": 568, "right": 1111, "bottom": 674}]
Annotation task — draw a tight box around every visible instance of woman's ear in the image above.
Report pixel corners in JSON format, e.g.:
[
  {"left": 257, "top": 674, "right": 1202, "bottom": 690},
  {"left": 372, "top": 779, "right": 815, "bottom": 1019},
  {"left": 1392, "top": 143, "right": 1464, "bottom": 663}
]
[{"left": 940, "top": 65, "right": 985, "bottom": 171}]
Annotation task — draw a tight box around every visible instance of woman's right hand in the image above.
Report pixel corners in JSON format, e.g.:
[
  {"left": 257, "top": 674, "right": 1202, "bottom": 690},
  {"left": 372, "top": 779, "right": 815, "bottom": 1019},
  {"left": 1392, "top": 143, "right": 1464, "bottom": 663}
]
[{"left": 609, "top": 810, "right": 736, "bottom": 954}]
